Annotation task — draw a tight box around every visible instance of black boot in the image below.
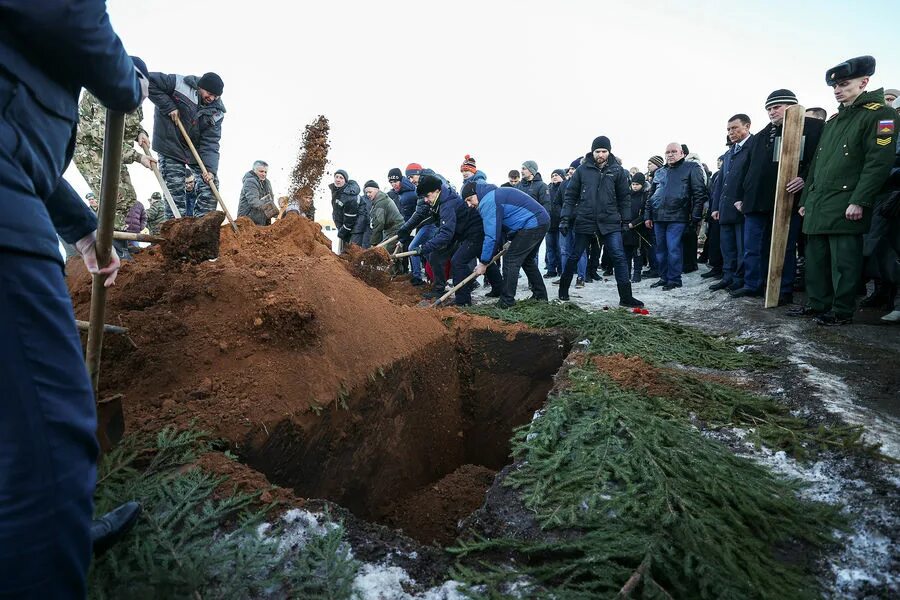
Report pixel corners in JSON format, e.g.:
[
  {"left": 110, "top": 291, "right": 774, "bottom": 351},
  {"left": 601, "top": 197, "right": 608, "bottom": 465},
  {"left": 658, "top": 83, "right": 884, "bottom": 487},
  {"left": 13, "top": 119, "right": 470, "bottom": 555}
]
[
  {"left": 617, "top": 283, "right": 644, "bottom": 308},
  {"left": 860, "top": 280, "right": 893, "bottom": 309},
  {"left": 558, "top": 271, "right": 575, "bottom": 301},
  {"left": 92, "top": 501, "right": 142, "bottom": 557}
]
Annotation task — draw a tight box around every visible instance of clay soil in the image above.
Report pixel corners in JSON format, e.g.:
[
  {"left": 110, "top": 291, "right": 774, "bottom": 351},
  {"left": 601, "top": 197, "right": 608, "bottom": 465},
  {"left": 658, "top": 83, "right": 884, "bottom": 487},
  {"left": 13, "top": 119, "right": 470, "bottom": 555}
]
[{"left": 68, "top": 215, "right": 570, "bottom": 544}]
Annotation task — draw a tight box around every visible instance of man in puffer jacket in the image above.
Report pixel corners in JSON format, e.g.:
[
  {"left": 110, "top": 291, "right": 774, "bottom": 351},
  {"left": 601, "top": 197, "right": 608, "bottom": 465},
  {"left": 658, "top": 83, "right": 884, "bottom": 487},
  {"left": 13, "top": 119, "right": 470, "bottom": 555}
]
[
  {"left": 237, "top": 160, "right": 275, "bottom": 226},
  {"left": 559, "top": 136, "right": 644, "bottom": 306},
  {"left": 329, "top": 169, "right": 360, "bottom": 249}
]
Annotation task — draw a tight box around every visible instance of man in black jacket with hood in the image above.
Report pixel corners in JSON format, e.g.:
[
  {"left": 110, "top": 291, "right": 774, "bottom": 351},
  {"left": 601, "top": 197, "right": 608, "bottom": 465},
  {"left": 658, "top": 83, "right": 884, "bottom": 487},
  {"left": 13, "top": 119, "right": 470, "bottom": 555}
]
[{"left": 559, "top": 136, "right": 644, "bottom": 307}]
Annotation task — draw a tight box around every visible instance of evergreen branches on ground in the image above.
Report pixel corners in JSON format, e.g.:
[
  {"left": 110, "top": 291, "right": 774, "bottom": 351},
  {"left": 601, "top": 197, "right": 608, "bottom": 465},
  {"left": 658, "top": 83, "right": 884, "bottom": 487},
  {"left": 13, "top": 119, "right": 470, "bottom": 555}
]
[
  {"left": 89, "top": 427, "right": 359, "bottom": 600},
  {"left": 451, "top": 367, "right": 845, "bottom": 599},
  {"left": 466, "top": 301, "right": 776, "bottom": 370}
]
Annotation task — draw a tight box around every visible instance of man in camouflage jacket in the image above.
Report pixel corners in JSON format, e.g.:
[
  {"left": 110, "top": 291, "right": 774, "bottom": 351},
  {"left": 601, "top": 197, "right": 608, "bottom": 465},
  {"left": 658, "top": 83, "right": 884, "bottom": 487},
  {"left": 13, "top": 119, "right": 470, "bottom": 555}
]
[{"left": 74, "top": 90, "right": 155, "bottom": 229}]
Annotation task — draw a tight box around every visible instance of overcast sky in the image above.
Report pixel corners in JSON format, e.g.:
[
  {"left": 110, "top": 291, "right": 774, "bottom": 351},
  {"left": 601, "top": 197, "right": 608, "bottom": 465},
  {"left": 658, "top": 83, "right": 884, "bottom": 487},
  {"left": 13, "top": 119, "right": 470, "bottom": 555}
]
[{"left": 65, "top": 0, "right": 898, "bottom": 219}]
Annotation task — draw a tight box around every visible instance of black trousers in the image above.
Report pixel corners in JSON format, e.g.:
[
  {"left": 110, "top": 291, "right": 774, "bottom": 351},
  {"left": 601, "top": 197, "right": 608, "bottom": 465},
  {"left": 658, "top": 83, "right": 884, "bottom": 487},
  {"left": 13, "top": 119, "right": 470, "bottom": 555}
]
[
  {"left": 703, "top": 219, "right": 723, "bottom": 269},
  {"left": 453, "top": 237, "right": 502, "bottom": 304},
  {"left": 682, "top": 223, "right": 699, "bottom": 271},
  {"left": 502, "top": 225, "right": 549, "bottom": 304}
]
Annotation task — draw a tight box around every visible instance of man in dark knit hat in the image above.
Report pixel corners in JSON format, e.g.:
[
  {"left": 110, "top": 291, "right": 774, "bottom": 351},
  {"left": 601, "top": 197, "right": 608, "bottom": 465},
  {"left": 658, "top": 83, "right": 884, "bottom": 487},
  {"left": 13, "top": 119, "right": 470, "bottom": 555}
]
[
  {"left": 148, "top": 70, "right": 225, "bottom": 217},
  {"left": 730, "top": 88, "right": 824, "bottom": 305},
  {"left": 790, "top": 56, "right": 897, "bottom": 325},
  {"left": 559, "top": 136, "right": 644, "bottom": 306}
]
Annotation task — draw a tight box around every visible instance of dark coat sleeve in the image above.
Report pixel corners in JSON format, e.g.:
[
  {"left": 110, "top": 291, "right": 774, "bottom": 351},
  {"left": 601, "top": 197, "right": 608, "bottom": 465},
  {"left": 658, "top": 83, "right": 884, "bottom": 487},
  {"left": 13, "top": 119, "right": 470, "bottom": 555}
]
[
  {"left": 689, "top": 163, "right": 708, "bottom": 221},
  {"left": 148, "top": 72, "right": 178, "bottom": 115},
  {"left": 615, "top": 168, "right": 632, "bottom": 223},
  {"left": 421, "top": 201, "right": 457, "bottom": 254},
  {"left": 47, "top": 178, "right": 98, "bottom": 244},
  {"left": 798, "top": 117, "right": 825, "bottom": 181},
  {"left": 561, "top": 171, "right": 581, "bottom": 224},
  {"left": 3, "top": 1, "right": 141, "bottom": 112}
]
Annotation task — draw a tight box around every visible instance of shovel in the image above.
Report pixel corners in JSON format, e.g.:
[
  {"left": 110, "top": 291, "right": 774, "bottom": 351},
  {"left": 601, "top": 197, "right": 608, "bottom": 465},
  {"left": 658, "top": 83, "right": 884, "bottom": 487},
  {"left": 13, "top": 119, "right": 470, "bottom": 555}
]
[
  {"left": 375, "top": 216, "right": 434, "bottom": 249},
  {"left": 431, "top": 241, "right": 511, "bottom": 308},
  {"left": 140, "top": 141, "right": 181, "bottom": 218},
  {"left": 173, "top": 115, "right": 238, "bottom": 232}
]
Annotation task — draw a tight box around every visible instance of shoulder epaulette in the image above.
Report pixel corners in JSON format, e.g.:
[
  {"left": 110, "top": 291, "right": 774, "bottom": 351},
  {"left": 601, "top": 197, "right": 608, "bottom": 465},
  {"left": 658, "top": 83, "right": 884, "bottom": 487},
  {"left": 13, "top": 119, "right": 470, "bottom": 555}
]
[{"left": 863, "top": 102, "right": 883, "bottom": 111}]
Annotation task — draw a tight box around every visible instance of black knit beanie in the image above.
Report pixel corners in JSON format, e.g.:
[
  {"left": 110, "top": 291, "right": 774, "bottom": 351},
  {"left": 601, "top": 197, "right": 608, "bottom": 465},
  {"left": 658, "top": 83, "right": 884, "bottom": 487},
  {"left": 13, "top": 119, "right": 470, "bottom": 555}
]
[
  {"left": 198, "top": 72, "right": 224, "bottom": 96},
  {"left": 591, "top": 136, "right": 611, "bottom": 152},
  {"left": 416, "top": 175, "right": 442, "bottom": 197}
]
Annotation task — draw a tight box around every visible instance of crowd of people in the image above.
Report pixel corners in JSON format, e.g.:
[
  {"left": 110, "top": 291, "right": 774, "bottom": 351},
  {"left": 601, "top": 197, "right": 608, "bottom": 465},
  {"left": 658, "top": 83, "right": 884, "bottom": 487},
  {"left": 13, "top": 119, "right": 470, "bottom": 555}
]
[{"left": 315, "top": 60, "right": 898, "bottom": 324}]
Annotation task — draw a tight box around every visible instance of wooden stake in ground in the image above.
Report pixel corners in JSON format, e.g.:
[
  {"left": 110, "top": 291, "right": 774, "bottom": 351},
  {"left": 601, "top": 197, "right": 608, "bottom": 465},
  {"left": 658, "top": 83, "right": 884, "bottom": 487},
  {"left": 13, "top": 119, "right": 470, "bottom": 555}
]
[
  {"left": 765, "top": 104, "right": 805, "bottom": 308},
  {"left": 140, "top": 141, "right": 181, "bottom": 218},
  {"left": 174, "top": 115, "right": 238, "bottom": 232},
  {"left": 113, "top": 231, "right": 166, "bottom": 244}
]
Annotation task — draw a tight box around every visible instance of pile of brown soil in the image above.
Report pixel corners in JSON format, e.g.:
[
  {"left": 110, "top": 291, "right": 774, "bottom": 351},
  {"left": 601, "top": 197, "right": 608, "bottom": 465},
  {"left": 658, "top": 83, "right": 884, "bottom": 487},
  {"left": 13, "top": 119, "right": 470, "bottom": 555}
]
[
  {"left": 287, "top": 115, "right": 330, "bottom": 218},
  {"left": 159, "top": 211, "right": 225, "bottom": 263},
  {"left": 383, "top": 464, "right": 496, "bottom": 546},
  {"left": 590, "top": 354, "right": 681, "bottom": 398},
  {"left": 344, "top": 245, "right": 394, "bottom": 289},
  {"left": 68, "top": 215, "right": 572, "bottom": 544},
  {"left": 194, "top": 451, "right": 303, "bottom": 508}
]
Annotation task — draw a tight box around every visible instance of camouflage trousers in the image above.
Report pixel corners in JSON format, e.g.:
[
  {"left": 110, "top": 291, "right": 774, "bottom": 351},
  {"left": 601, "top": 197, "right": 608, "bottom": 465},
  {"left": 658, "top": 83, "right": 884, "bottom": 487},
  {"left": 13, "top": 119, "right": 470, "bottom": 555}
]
[
  {"left": 73, "top": 145, "right": 136, "bottom": 230},
  {"left": 158, "top": 154, "right": 219, "bottom": 219}
]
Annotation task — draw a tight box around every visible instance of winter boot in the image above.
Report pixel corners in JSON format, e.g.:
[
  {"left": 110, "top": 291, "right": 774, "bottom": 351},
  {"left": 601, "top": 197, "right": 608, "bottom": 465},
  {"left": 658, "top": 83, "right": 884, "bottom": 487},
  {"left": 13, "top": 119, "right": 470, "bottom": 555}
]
[
  {"left": 558, "top": 271, "right": 575, "bottom": 301},
  {"left": 860, "top": 281, "right": 893, "bottom": 310},
  {"left": 618, "top": 283, "right": 644, "bottom": 308}
]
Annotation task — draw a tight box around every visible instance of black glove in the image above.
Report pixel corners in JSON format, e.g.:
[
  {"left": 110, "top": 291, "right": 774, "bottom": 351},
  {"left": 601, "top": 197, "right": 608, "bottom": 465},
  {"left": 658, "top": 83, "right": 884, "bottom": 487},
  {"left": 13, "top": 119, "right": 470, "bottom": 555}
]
[
  {"left": 558, "top": 222, "right": 569, "bottom": 238},
  {"left": 337, "top": 228, "right": 351, "bottom": 242},
  {"left": 397, "top": 226, "right": 410, "bottom": 239}
]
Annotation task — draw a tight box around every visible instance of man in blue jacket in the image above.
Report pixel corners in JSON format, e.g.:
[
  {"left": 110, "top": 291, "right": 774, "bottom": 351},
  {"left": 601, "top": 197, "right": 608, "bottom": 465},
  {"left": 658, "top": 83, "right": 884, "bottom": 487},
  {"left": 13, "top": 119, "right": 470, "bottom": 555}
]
[
  {"left": 710, "top": 114, "right": 753, "bottom": 293},
  {"left": 464, "top": 180, "right": 549, "bottom": 307},
  {"left": 0, "top": 2, "right": 144, "bottom": 595},
  {"left": 148, "top": 70, "right": 225, "bottom": 218},
  {"left": 413, "top": 175, "right": 490, "bottom": 304},
  {"left": 560, "top": 136, "right": 645, "bottom": 306}
]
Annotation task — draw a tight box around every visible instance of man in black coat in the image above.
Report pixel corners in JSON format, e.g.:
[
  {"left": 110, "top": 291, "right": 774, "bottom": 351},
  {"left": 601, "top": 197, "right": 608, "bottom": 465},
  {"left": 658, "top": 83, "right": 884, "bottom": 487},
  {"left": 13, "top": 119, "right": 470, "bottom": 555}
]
[
  {"left": 710, "top": 114, "right": 754, "bottom": 293},
  {"left": 544, "top": 169, "right": 566, "bottom": 277},
  {"left": 731, "top": 89, "right": 824, "bottom": 303},
  {"left": 559, "top": 136, "right": 643, "bottom": 306}
]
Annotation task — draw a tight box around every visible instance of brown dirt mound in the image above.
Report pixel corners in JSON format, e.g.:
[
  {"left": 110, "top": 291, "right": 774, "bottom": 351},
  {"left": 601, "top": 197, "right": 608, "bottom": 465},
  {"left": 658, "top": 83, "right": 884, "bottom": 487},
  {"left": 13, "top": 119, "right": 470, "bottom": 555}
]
[
  {"left": 384, "top": 464, "right": 496, "bottom": 546},
  {"left": 344, "top": 245, "right": 394, "bottom": 289},
  {"left": 195, "top": 451, "right": 303, "bottom": 508},
  {"left": 160, "top": 211, "right": 225, "bottom": 263},
  {"left": 590, "top": 354, "right": 680, "bottom": 398}
]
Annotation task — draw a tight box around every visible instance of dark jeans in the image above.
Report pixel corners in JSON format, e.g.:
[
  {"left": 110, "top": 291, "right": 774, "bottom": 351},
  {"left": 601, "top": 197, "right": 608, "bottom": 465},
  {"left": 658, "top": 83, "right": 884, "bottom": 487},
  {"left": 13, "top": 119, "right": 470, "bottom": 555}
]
[
  {"left": 562, "top": 230, "right": 630, "bottom": 292},
  {"left": 719, "top": 222, "right": 745, "bottom": 287},
  {"left": 502, "top": 225, "right": 549, "bottom": 305},
  {"left": 587, "top": 234, "right": 602, "bottom": 275},
  {"left": 654, "top": 222, "right": 687, "bottom": 284},
  {"left": 453, "top": 237, "right": 502, "bottom": 304},
  {"left": 625, "top": 244, "right": 641, "bottom": 279},
  {"left": 543, "top": 229, "right": 561, "bottom": 275},
  {"left": 559, "top": 230, "right": 587, "bottom": 279},
  {"left": 742, "top": 212, "right": 801, "bottom": 294}
]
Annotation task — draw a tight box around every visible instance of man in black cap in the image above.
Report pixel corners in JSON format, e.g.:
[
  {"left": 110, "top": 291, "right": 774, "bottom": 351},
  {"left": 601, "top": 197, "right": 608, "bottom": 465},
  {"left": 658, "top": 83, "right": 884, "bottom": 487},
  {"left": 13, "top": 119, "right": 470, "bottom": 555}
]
[
  {"left": 559, "top": 136, "right": 644, "bottom": 306},
  {"left": 731, "top": 88, "right": 824, "bottom": 305},
  {"left": 790, "top": 56, "right": 897, "bottom": 325},
  {"left": 148, "top": 70, "right": 225, "bottom": 217}
]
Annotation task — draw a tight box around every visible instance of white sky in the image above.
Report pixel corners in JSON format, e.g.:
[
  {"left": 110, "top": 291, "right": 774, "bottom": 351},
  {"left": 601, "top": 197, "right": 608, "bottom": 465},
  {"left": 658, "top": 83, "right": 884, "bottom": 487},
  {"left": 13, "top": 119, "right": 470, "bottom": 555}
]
[{"left": 64, "top": 0, "right": 898, "bottom": 219}]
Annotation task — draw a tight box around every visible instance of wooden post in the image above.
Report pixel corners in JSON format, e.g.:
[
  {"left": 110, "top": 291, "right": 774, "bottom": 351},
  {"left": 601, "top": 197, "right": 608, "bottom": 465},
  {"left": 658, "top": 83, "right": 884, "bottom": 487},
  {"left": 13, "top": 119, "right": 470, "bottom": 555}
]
[
  {"left": 141, "top": 142, "right": 181, "bottom": 218},
  {"left": 173, "top": 115, "right": 238, "bottom": 232},
  {"left": 85, "top": 110, "right": 125, "bottom": 396},
  {"left": 765, "top": 104, "right": 805, "bottom": 308}
]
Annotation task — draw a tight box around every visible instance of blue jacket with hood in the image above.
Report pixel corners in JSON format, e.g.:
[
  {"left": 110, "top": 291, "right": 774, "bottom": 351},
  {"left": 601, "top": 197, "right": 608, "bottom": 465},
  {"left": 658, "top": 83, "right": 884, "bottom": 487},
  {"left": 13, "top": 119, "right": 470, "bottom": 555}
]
[
  {"left": 419, "top": 184, "right": 478, "bottom": 255},
  {"left": 473, "top": 182, "right": 549, "bottom": 263}
]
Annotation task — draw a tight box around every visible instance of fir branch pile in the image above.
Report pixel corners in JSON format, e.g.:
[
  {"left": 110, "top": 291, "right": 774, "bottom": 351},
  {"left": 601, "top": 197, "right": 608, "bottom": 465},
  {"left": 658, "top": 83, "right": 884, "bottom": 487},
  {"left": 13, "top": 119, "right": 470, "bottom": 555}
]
[
  {"left": 90, "top": 427, "right": 359, "bottom": 599},
  {"left": 452, "top": 367, "right": 845, "bottom": 599},
  {"left": 467, "top": 301, "right": 776, "bottom": 370}
]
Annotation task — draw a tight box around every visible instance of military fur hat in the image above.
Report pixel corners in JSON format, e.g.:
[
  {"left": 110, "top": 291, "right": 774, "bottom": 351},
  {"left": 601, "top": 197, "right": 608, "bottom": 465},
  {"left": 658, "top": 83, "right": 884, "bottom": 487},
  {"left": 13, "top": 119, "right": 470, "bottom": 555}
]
[
  {"left": 825, "top": 56, "right": 876, "bottom": 85},
  {"left": 416, "top": 175, "right": 443, "bottom": 197}
]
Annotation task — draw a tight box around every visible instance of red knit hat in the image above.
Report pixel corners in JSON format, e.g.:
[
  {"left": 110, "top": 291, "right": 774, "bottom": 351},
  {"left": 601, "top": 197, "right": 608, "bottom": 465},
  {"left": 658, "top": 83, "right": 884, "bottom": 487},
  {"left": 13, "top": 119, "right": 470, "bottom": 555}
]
[
  {"left": 405, "top": 163, "right": 423, "bottom": 177},
  {"left": 460, "top": 154, "right": 477, "bottom": 174}
]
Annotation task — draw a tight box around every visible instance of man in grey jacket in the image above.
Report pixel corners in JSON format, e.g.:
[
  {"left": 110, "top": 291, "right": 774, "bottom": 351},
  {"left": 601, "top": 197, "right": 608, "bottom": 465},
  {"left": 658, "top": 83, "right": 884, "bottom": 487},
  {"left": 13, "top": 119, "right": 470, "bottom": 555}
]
[{"left": 237, "top": 160, "right": 275, "bottom": 226}]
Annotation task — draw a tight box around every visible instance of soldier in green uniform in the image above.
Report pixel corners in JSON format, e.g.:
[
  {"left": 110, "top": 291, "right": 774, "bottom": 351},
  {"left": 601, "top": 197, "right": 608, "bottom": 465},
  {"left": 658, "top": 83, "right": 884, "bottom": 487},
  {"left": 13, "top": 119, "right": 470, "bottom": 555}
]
[
  {"left": 790, "top": 56, "right": 898, "bottom": 325},
  {"left": 74, "top": 90, "right": 156, "bottom": 230}
]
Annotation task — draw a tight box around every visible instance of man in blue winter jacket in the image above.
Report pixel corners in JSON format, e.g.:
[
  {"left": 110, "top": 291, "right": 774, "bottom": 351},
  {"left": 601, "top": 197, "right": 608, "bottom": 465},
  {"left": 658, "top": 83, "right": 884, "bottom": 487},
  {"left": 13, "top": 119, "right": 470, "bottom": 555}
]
[
  {"left": 0, "top": 2, "right": 145, "bottom": 596},
  {"left": 463, "top": 180, "right": 550, "bottom": 308},
  {"left": 412, "top": 175, "right": 496, "bottom": 304}
]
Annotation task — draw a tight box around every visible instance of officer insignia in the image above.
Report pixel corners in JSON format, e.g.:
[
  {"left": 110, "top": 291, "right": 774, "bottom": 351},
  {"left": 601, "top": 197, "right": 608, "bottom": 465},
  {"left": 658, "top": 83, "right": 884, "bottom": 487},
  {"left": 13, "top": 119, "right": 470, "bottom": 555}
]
[
  {"left": 877, "top": 120, "right": 895, "bottom": 134},
  {"left": 875, "top": 137, "right": 892, "bottom": 146},
  {"left": 863, "top": 102, "right": 882, "bottom": 111}
]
